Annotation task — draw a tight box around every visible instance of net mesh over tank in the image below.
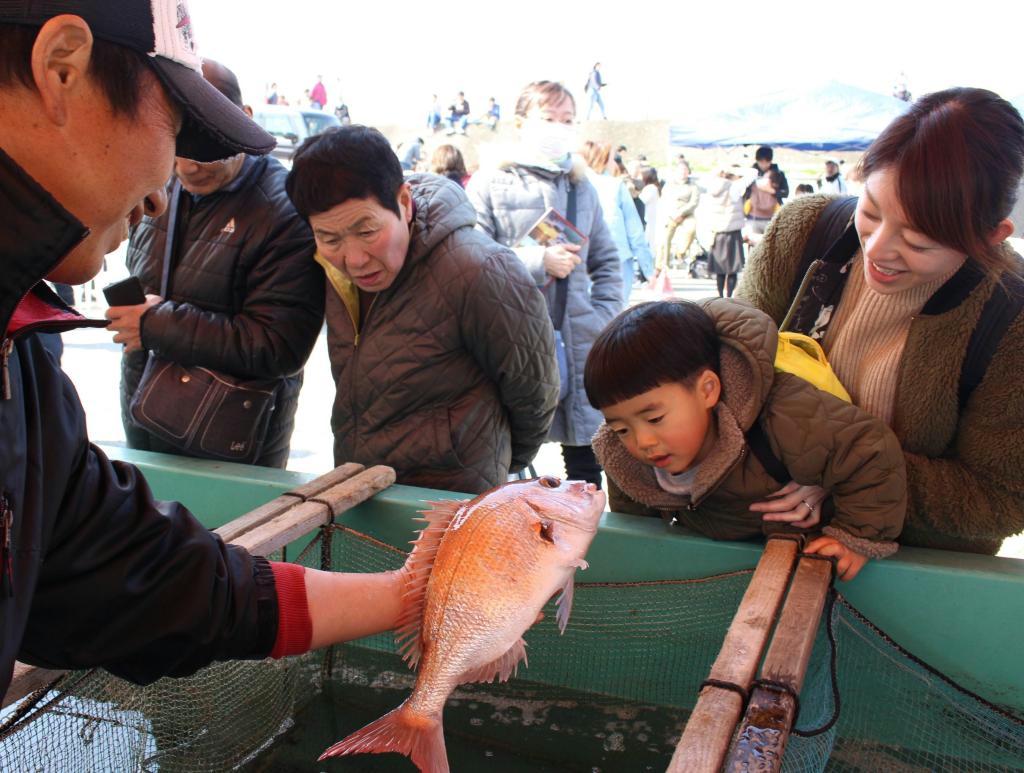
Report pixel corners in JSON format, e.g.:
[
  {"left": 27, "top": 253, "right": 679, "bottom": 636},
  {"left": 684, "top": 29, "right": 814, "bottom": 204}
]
[{"left": 1, "top": 525, "right": 1021, "bottom": 772}]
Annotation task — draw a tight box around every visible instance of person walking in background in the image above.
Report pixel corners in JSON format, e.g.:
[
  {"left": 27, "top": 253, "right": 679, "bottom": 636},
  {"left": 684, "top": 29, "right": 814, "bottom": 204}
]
[
  {"left": 584, "top": 62, "right": 607, "bottom": 120},
  {"left": 638, "top": 166, "right": 661, "bottom": 256},
  {"left": 430, "top": 144, "right": 470, "bottom": 187},
  {"left": 818, "top": 158, "right": 848, "bottom": 194},
  {"left": 310, "top": 75, "right": 327, "bottom": 110},
  {"left": 743, "top": 169, "right": 781, "bottom": 247},
  {"left": 704, "top": 165, "right": 757, "bottom": 297},
  {"left": 749, "top": 145, "right": 789, "bottom": 203},
  {"left": 427, "top": 94, "right": 443, "bottom": 133},
  {"left": 657, "top": 158, "right": 700, "bottom": 270},
  {"left": 467, "top": 80, "right": 623, "bottom": 488},
  {"left": 580, "top": 140, "right": 654, "bottom": 302},
  {"left": 266, "top": 82, "right": 279, "bottom": 105}
]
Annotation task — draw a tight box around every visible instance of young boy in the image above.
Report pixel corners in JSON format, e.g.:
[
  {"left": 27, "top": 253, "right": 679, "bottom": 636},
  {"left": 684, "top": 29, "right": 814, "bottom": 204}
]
[{"left": 585, "top": 299, "right": 906, "bottom": 580}]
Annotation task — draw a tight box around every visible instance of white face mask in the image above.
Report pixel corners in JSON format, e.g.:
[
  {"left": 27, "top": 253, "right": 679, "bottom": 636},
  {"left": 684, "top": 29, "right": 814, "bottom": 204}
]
[{"left": 521, "top": 119, "right": 577, "bottom": 164}]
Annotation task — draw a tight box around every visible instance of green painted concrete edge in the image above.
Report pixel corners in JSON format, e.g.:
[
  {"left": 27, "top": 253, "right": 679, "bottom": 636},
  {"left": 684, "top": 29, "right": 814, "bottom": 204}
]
[{"left": 104, "top": 447, "right": 1024, "bottom": 715}]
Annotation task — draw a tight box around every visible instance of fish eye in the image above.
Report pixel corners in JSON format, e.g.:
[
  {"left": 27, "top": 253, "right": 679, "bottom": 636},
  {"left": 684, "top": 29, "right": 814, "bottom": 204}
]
[
  {"left": 537, "top": 520, "right": 556, "bottom": 543},
  {"left": 538, "top": 476, "right": 560, "bottom": 489}
]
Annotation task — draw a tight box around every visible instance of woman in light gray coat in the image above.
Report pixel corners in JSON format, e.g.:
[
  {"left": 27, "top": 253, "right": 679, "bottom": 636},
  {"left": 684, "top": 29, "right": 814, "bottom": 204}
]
[{"left": 466, "top": 80, "right": 624, "bottom": 486}]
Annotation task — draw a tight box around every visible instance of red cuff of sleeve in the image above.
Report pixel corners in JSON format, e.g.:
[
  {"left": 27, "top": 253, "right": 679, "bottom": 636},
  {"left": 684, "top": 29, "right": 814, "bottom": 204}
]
[{"left": 269, "top": 562, "right": 312, "bottom": 659}]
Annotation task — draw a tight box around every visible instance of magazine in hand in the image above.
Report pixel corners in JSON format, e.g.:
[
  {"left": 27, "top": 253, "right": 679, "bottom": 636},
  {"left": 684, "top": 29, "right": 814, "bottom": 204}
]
[{"left": 520, "top": 208, "right": 588, "bottom": 248}]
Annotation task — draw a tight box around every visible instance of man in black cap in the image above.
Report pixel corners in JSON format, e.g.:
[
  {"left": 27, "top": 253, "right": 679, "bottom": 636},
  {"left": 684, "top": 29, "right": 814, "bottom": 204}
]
[
  {"left": 0, "top": 2, "right": 403, "bottom": 700},
  {"left": 106, "top": 59, "right": 325, "bottom": 469}
]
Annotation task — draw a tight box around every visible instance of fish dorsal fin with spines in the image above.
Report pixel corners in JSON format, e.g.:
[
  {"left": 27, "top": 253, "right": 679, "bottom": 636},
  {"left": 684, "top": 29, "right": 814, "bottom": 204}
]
[{"left": 394, "top": 498, "right": 467, "bottom": 670}]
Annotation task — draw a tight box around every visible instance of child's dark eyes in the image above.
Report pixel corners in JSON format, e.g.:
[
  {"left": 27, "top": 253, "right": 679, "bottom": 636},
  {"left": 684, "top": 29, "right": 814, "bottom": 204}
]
[{"left": 647, "top": 415, "right": 664, "bottom": 424}]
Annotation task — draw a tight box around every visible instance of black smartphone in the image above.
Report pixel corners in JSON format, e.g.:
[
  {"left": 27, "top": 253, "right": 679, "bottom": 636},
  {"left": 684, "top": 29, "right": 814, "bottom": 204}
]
[{"left": 102, "top": 276, "right": 146, "bottom": 306}]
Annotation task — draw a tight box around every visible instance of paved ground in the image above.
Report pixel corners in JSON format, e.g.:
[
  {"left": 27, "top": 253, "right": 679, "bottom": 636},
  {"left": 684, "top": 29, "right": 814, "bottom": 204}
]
[{"left": 60, "top": 257, "right": 1022, "bottom": 558}]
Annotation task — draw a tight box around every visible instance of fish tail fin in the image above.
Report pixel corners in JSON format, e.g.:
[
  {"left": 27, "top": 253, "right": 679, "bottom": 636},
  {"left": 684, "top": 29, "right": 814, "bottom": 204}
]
[{"left": 318, "top": 700, "right": 448, "bottom": 773}]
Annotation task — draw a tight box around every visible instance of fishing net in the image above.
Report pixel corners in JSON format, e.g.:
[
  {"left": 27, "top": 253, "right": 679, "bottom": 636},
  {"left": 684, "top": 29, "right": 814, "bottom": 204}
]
[{"left": 1, "top": 525, "right": 1022, "bottom": 772}]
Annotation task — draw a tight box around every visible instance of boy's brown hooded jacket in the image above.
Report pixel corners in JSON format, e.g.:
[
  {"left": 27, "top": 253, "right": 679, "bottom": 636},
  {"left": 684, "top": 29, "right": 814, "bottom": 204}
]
[{"left": 593, "top": 298, "right": 906, "bottom": 558}]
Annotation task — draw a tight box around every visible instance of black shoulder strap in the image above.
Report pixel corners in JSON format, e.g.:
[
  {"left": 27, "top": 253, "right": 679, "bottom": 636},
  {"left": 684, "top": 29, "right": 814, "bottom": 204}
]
[
  {"left": 160, "top": 181, "right": 186, "bottom": 297},
  {"left": 781, "top": 197, "right": 860, "bottom": 335},
  {"left": 788, "top": 196, "right": 859, "bottom": 301},
  {"left": 551, "top": 182, "right": 577, "bottom": 331},
  {"left": 746, "top": 419, "right": 789, "bottom": 485},
  {"left": 958, "top": 272, "right": 1024, "bottom": 411}
]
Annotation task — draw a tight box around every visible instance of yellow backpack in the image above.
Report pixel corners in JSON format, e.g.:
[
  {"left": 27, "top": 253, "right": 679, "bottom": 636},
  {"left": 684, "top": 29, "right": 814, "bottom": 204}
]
[{"left": 773, "top": 332, "right": 851, "bottom": 403}]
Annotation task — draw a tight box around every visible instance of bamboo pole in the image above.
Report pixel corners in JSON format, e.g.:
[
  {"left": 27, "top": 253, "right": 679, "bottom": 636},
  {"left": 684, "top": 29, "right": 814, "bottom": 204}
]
[
  {"left": 215, "top": 462, "right": 364, "bottom": 544},
  {"left": 667, "top": 537, "right": 800, "bottom": 773},
  {"left": 724, "top": 556, "right": 833, "bottom": 771},
  {"left": 230, "top": 465, "right": 396, "bottom": 556}
]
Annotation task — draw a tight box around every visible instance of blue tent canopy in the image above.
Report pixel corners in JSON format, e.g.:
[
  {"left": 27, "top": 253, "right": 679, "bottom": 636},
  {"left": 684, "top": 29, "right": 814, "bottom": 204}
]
[{"left": 669, "top": 81, "right": 911, "bottom": 151}]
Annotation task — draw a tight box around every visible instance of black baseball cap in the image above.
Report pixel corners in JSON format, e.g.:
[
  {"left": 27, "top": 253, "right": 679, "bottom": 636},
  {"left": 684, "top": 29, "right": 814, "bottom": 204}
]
[{"left": 0, "top": 0, "right": 275, "bottom": 162}]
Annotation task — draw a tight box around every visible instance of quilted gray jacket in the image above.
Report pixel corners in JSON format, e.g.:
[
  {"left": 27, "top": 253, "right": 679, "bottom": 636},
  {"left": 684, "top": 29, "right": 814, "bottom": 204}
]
[
  {"left": 466, "top": 158, "right": 624, "bottom": 445},
  {"left": 324, "top": 174, "right": 558, "bottom": 494}
]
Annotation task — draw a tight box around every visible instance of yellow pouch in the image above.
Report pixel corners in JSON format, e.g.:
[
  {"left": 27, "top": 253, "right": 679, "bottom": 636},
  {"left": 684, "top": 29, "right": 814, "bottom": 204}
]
[{"left": 774, "top": 332, "right": 851, "bottom": 403}]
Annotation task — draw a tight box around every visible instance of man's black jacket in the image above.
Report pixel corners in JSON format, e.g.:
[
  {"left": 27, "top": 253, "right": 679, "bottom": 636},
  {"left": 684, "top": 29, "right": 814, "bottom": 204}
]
[
  {"left": 121, "top": 155, "right": 324, "bottom": 467},
  {"left": 0, "top": 148, "right": 278, "bottom": 697}
]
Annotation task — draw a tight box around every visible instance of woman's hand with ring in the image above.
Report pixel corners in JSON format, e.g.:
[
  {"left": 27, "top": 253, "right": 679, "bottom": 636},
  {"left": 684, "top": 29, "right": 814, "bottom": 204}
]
[{"left": 749, "top": 481, "right": 828, "bottom": 528}]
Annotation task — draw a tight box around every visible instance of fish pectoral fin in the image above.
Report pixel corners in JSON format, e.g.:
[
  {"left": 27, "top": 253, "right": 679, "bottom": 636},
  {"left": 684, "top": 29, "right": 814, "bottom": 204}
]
[
  {"left": 395, "top": 498, "right": 468, "bottom": 670},
  {"left": 458, "top": 638, "right": 528, "bottom": 685},
  {"left": 555, "top": 576, "right": 577, "bottom": 635},
  {"left": 570, "top": 558, "right": 589, "bottom": 571}
]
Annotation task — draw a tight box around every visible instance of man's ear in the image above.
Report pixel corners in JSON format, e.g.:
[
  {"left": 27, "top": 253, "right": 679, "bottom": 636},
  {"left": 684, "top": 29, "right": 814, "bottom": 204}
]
[{"left": 31, "top": 15, "right": 94, "bottom": 127}]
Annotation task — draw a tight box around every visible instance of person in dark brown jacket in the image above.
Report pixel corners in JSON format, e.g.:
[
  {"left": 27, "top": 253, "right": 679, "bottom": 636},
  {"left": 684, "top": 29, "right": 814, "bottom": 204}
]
[
  {"left": 586, "top": 299, "right": 906, "bottom": 580},
  {"left": 738, "top": 88, "right": 1024, "bottom": 555}
]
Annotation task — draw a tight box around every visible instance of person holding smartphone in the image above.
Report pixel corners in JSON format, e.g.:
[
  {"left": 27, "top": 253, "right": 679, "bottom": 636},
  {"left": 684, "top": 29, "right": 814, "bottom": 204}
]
[{"left": 105, "top": 60, "right": 324, "bottom": 469}]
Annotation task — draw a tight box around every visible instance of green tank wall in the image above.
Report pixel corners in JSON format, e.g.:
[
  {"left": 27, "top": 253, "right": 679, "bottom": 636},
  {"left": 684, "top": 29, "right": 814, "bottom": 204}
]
[{"left": 105, "top": 447, "right": 1024, "bottom": 719}]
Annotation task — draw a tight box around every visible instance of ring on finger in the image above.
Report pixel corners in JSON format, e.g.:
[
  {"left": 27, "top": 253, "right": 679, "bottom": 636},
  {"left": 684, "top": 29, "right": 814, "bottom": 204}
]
[{"left": 801, "top": 499, "right": 814, "bottom": 513}]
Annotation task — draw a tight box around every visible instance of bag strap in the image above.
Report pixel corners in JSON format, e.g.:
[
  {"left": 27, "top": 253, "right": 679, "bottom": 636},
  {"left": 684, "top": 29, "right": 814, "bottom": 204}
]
[
  {"left": 787, "top": 196, "right": 859, "bottom": 301},
  {"left": 160, "top": 180, "right": 185, "bottom": 297},
  {"left": 746, "top": 419, "right": 789, "bottom": 485},
  {"left": 551, "top": 182, "right": 577, "bottom": 331},
  {"left": 958, "top": 272, "right": 1024, "bottom": 411},
  {"left": 781, "top": 197, "right": 860, "bottom": 334}
]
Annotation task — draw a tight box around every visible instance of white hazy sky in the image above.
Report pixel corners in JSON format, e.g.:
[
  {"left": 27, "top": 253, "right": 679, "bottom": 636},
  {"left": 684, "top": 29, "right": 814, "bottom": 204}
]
[{"left": 189, "top": 0, "right": 1022, "bottom": 125}]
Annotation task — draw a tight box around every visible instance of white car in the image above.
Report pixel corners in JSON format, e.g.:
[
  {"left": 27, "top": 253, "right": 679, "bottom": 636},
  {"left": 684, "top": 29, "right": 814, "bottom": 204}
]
[{"left": 252, "top": 105, "right": 341, "bottom": 162}]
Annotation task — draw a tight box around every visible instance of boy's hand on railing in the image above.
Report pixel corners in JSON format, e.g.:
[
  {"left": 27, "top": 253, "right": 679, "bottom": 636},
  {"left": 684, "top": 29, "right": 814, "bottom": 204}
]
[{"left": 803, "top": 536, "right": 869, "bottom": 581}]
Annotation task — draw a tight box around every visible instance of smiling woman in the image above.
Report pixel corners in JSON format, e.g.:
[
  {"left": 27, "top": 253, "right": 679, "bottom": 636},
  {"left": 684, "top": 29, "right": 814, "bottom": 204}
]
[{"left": 738, "top": 87, "right": 1024, "bottom": 555}]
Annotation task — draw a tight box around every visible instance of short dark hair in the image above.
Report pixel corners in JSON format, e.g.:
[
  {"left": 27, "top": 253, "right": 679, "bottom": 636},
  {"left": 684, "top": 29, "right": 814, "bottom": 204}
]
[
  {"left": 585, "top": 301, "right": 720, "bottom": 409},
  {"left": 0, "top": 24, "right": 148, "bottom": 117},
  {"left": 755, "top": 145, "right": 774, "bottom": 162},
  {"left": 286, "top": 125, "right": 404, "bottom": 219}
]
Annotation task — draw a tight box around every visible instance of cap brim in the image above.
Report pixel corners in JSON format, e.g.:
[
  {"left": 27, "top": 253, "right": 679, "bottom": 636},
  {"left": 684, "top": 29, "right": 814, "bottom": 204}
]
[{"left": 149, "top": 57, "right": 275, "bottom": 162}]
